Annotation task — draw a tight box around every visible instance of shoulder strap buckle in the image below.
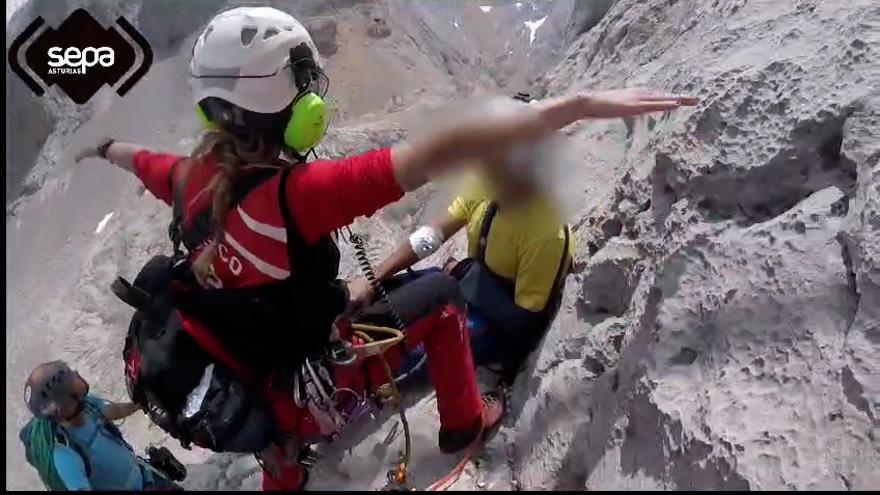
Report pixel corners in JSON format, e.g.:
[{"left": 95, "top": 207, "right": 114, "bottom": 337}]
[{"left": 476, "top": 202, "right": 499, "bottom": 263}]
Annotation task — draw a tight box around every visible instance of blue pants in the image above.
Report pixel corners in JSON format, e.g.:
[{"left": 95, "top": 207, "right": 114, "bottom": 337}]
[
  {"left": 398, "top": 311, "right": 498, "bottom": 381},
  {"left": 395, "top": 268, "right": 501, "bottom": 380}
]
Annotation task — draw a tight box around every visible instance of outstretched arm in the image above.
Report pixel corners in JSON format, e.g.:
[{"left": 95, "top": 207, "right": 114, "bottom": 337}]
[
  {"left": 76, "top": 139, "right": 182, "bottom": 205},
  {"left": 74, "top": 138, "right": 148, "bottom": 174},
  {"left": 534, "top": 88, "right": 699, "bottom": 127},
  {"left": 102, "top": 401, "right": 141, "bottom": 421},
  {"left": 391, "top": 89, "right": 698, "bottom": 190},
  {"left": 73, "top": 88, "right": 696, "bottom": 241}
]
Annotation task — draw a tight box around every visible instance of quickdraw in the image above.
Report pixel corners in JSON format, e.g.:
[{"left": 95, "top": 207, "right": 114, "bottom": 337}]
[
  {"left": 351, "top": 325, "right": 413, "bottom": 491},
  {"left": 351, "top": 324, "right": 488, "bottom": 492},
  {"left": 288, "top": 323, "right": 489, "bottom": 491},
  {"left": 342, "top": 231, "right": 486, "bottom": 491}
]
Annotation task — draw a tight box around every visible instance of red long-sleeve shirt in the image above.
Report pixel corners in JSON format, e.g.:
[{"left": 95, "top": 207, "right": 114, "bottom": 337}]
[{"left": 133, "top": 148, "right": 404, "bottom": 289}]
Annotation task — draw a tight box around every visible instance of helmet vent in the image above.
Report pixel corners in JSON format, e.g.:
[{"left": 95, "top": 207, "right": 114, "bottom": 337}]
[
  {"left": 240, "top": 27, "right": 258, "bottom": 46},
  {"left": 264, "top": 27, "right": 280, "bottom": 40},
  {"left": 283, "top": 25, "right": 294, "bottom": 31}
]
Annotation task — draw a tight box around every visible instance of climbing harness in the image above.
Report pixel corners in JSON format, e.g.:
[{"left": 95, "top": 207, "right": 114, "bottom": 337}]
[
  {"left": 349, "top": 229, "right": 416, "bottom": 489},
  {"left": 352, "top": 327, "right": 414, "bottom": 491},
  {"left": 286, "top": 230, "right": 491, "bottom": 490},
  {"left": 350, "top": 230, "right": 428, "bottom": 383},
  {"left": 349, "top": 231, "right": 489, "bottom": 491}
]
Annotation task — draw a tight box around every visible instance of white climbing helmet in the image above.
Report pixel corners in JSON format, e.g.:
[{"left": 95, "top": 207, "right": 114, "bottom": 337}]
[{"left": 189, "top": 6, "right": 322, "bottom": 114}]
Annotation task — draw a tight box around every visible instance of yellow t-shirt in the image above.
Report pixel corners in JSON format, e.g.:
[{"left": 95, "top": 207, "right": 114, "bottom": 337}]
[{"left": 448, "top": 197, "right": 575, "bottom": 312}]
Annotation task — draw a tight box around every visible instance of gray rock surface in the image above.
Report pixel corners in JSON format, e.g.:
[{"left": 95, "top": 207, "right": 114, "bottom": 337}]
[
  {"left": 512, "top": 0, "right": 880, "bottom": 490},
  {"left": 6, "top": 0, "right": 879, "bottom": 491}
]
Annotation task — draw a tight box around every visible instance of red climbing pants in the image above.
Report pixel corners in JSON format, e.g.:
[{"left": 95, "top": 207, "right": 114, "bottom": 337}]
[{"left": 261, "top": 272, "right": 482, "bottom": 490}]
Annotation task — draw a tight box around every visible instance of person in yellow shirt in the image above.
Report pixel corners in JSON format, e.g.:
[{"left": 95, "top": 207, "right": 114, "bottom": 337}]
[
  {"left": 348, "top": 96, "right": 576, "bottom": 382},
  {"left": 446, "top": 194, "right": 575, "bottom": 314},
  {"left": 348, "top": 177, "right": 573, "bottom": 384},
  {"left": 349, "top": 90, "right": 696, "bottom": 382}
]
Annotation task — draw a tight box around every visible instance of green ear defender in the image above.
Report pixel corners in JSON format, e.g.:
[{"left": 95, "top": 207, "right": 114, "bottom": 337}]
[
  {"left": 194, "top": 94, "right": 325, "bottom": 154},
  {"left": 284, "top": 92, "right": 326, "bottom": 154}
]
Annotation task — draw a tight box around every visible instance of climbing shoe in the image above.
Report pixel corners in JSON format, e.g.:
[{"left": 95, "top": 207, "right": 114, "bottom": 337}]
[{"left": 438, "top": 390, "right": 505, "bottom": 454}]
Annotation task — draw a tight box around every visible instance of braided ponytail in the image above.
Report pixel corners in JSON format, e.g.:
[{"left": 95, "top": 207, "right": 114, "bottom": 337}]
[{"left": 188, "top": 130, "right": 282, "bottom": 287}]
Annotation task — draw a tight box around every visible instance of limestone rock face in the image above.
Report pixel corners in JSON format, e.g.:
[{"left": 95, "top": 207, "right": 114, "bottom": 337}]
[{"left": 512, "top": 0, "right": 879, "bottom": 490}]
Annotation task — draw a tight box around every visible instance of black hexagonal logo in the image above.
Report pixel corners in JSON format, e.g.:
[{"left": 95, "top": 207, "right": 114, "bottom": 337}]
[{"left": 8, "top": 9, "right": 153, "bottom": 104}]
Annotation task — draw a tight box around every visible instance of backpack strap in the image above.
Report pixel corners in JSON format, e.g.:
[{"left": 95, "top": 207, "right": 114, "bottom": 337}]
[
  {"left": 169, "top": 159, "right": 191, "bottom": 256},
  {"left": 84, "top": 399, "right": 133, "bottom": 452},
  {"left": 53, "top": 401, "right": 133, "bottom": 486},
  {"left": 477, "top": 200, "right": 570, "bottom": 314},
  {"left": 110, "top": 276, "right": 153, "bottom": 310},
  {"left": 278, "top": 166, "right": 308, "bottom": 276},
  {"left": 544, "top": 224, "right": 571, "bottom": 313},
  {"left": 55, "top": 430, "right": 92, "bottom": 480},
  {"left": 277, "top": 166, "right": 339, "bottom": 280},
  {"left": 476, "top": 201, "right": 499, "bottom": 264},
  {"left": 178, "top": 316, "right": 255, "bottom": 385},
  {"left": 170, "top": 162, "right": 279, "bottom": 255}
]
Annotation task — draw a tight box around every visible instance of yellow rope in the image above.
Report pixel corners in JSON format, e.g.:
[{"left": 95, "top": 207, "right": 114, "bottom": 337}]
[
  {"left": 349, "top": 323, "right": 405, "bottom": 357},
  {"left": 347, "top": 322, "right": 479, "bottom": 491},
  {"left": 351, "top": 324, "right": 413, "bottom": 488}
]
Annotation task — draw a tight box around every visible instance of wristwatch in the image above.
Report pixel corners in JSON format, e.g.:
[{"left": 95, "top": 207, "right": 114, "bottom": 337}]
[{"left": 96, "top": 138, "right": 116, "bottom": 159}]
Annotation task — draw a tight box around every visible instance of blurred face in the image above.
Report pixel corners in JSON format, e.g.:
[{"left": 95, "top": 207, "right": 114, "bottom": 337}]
[
  {"left": 481, "top": 154, "right": 539, "bottom": 207},
  {"left": 26, "top": 365, "right": 91, "bottom": 420},
  {"left": 34, "top": 370, "right": 89, "bottom": 420},
  {"left": 57, "top": 371, "right": 90, "bottom": 419}
]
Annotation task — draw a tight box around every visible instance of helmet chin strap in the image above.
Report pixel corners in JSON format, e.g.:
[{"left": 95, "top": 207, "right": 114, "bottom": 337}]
[
  {"left": 283, "top": 144, "right": 315, "bottom": 165},
  {"left": 61, "top": 398, "right": 86, "bottom": 421}
]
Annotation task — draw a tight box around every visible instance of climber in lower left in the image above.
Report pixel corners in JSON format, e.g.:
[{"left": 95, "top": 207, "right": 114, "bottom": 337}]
[{"left": 18, "top": 361, "right": 184, "bottom": 491}]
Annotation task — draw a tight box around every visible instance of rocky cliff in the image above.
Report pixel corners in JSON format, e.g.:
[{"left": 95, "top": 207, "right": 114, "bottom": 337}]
[{"left": 6, "top": 0, "right": 877, "bottom": 491}]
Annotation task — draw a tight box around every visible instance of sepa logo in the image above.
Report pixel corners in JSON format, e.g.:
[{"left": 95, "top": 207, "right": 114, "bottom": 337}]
[
  {"left": 8, "top": 9, "right": 153, "bottom": 104},
  {"left": 47, "top": 46, "right": 115, "bottom": 75}
]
